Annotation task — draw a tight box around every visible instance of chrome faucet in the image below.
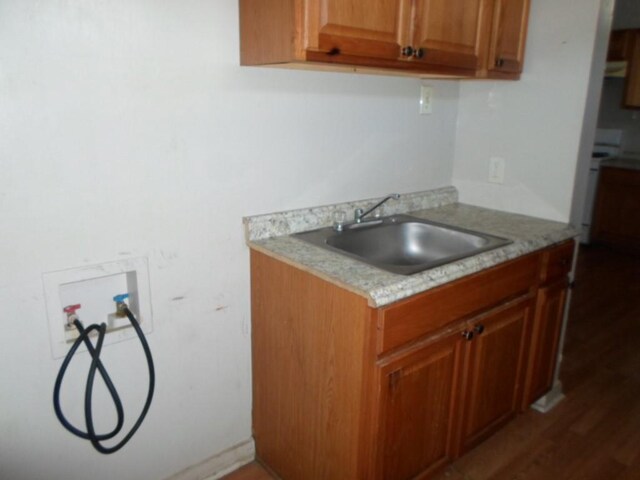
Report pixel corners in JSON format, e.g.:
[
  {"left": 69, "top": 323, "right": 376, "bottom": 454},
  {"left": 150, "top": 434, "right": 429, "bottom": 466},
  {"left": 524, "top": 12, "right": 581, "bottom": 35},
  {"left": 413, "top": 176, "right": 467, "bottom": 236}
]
[{"left": 354, "top": 193, "right": 400, "bottom": 223}]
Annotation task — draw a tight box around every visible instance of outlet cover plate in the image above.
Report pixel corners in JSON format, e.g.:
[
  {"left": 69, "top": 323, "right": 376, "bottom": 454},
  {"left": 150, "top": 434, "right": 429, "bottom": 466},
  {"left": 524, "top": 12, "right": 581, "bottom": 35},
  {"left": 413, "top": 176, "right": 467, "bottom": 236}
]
[
  {"left": 489, "top": 157, "right": 506, "bottom": 184},
  {"left": 420, "top": 85, "right": 433, "bottom": 115}
]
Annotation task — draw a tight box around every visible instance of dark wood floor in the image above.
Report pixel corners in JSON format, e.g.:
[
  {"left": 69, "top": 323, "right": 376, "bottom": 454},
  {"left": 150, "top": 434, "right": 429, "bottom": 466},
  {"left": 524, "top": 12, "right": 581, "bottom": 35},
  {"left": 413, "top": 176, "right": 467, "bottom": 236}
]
[{"left": 223, "top": 245, "right": 640, "bottom": 480}]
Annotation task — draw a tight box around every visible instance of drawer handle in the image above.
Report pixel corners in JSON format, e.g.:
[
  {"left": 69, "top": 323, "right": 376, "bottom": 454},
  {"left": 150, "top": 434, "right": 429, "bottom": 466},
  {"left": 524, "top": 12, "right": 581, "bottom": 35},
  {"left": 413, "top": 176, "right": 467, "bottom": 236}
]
[
  {"left": 461, "top": 330, "right": 474, "bottom": 341},
  {"left": 474, "top": 324, "right": 485, "bottom": 335}
]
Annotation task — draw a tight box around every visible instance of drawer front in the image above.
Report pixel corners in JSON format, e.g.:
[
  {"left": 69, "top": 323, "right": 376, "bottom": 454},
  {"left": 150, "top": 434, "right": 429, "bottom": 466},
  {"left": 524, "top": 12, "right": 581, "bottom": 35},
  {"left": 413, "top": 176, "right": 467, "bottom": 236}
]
[
  {"left": 540, "top": 240, "right": 574, "bottom": 284},
  {"left": 377, "top": 253, "right": 540, "bottom": 355}
]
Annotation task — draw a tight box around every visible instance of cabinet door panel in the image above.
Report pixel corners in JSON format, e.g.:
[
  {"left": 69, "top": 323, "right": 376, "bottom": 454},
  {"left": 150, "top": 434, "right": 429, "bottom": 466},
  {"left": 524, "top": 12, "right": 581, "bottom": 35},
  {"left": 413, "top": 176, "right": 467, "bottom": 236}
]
[
  {"left": 458, "top": 299, "right": 531, "bottom": 453},
  {"left": 488, "top": 0, "right": 530, "bottom": 74},
  {"left": 624, "top": 31, "right": 640, "bottom": 108},
  {"left": 378, "top": 332, "right": 463, "bottom": 480},
  {"left": 307, "top": 0, "right": 410, "bottom": 60},
  {"left": 608, "top": 30, "right": 634, "bottom": 61},
  {"left": 411, "top": 0, "right": 488, "bottom": 70},
  {"left": 524, "top": 280, "right": 567, "bottom": 405},
  {"left": 593, "top": 167, "right": 640, "bottom": 248}
]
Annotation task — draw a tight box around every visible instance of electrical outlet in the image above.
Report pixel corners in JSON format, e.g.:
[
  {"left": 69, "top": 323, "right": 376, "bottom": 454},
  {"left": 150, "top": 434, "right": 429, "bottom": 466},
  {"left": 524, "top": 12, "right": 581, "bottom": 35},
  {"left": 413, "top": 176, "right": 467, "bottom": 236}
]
[
  {"left": 488, "top": 157, "right": 506, "bottom": 184},
  {"left": 420, "top": 85, "right": 433, "bottom": 114}
]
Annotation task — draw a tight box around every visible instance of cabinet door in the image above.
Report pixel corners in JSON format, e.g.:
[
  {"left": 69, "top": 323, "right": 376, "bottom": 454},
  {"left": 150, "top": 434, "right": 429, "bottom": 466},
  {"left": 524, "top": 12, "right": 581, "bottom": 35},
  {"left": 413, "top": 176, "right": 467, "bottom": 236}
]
[
  {"left": 593, "top": 167, "right": 640, "bottom": 248},
  {"left": 608, "top": 30, "right": 634, "bottom": 61},
  {"left": 623, "top": 31, "right": 640, "bottom": 108},
  {"left": 457, "top": 298, "right": 531, "bottom": 454},
  {"left": 487, "top": 0, "right": 530, "bottom": 76},
  {"left": 608, "top": 30, "right": 640, "bottom": 109},
  {"left": 411, "top": 0, "right": 490, "bottom": 70},
  {"left": 523, "top": 279, "right": 568, "bottom": 406},
  {"left": 378, "top": 330, "right": 464, "bottom": 480},
  {"left": 305, "top": 0, "right": 411, "bottom": 60}
]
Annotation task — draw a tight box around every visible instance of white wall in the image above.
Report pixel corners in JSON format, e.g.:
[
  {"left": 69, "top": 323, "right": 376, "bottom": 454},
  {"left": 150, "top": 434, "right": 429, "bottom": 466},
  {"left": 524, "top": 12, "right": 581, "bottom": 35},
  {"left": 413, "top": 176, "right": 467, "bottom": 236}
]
[
  {"left": 0, "top": 2, "right": 459, "bottom": 480},
  {"left": 569, "top": 0, "right": 615, "bottom": 234},
  {"left": 452, "top": 0, "right": 604, "bottom": 222}
]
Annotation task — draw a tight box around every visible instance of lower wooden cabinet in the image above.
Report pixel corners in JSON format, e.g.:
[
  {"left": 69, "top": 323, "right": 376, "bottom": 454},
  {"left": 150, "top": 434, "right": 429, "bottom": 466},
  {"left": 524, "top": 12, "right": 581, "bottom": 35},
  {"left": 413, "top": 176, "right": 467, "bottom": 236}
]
[
  {"left": 523, "top": 278, "right": 568, "bottom": 406},
  {"left": 378, "top": 297, "right": 532, "bottom": 479},
  {"left": 378, "top": 326, "right": 465, "bottom": 480},
  {"left": 458, "top": 298, "right": 531, "bottom": 454},
  {"left": 592, "top": 166, "right": 640, "bottom": 252},
  {"left": 250, "top": 240, "right": 574, "bottom": 480}
]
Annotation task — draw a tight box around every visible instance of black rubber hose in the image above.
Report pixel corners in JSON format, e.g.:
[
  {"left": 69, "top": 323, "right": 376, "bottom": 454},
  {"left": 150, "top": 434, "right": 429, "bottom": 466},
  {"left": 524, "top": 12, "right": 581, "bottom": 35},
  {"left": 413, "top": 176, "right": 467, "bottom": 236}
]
[
  {"left": 84, "top": 306, "right": 155, "bottom": 454},
  {"left": 53, "top": 306, "right": 155, "bottom": 454},
  {"left": 53, "top": 321, "right": 124, "bottom": 441}
]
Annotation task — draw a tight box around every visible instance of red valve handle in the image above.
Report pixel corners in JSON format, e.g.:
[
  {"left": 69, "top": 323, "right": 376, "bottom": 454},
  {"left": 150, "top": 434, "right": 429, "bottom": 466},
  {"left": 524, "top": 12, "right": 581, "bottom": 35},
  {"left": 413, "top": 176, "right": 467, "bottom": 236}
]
[{"left": 63, "top": 304, "right": 82, "bottom": 314}]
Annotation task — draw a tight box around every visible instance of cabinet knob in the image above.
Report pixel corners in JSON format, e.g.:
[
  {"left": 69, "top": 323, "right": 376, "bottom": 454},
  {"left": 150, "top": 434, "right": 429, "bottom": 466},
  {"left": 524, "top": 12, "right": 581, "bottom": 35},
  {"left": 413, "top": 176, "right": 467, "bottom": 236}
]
[
  {"left": 401, "top": 46, "right": 414, "bottom": 57},
  {"left": 413, "top": 48, "right": 425, "bottom": 59},
  {"left": 461, "top": 330, "right": 474, "bottom": 341},
  {"left": 474, "top": 324, "right": 485, "bottom": 335},
  {"left": 495, "top": 57, "right": 505, "bottom": 67}
]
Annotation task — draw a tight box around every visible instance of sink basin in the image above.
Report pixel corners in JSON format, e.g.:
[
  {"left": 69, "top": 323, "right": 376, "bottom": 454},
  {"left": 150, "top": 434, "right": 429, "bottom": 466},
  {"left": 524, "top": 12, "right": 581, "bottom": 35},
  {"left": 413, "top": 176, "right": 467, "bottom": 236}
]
[{"left": 294, "top": 214, "right": 511, "bottom": 275}]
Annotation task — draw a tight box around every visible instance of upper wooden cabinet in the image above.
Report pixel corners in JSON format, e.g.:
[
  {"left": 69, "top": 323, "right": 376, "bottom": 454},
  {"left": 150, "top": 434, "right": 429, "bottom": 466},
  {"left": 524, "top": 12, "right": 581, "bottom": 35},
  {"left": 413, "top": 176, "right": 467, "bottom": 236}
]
[
  {"left": 307, "top": 0, "right": 409, "bottom": 62},
  {"left": 485, "top": 0, "right": 530, "bottom": 78},
  {"left": 607, "top": 29, "right": 640, "bottom": 109},
  {"left": 412, "top": 0, "right": 491, "bottom": 71},
  {"left": 608, "top": 29, "right": 634, "bottom": 62},
  {"left": 239, "top": 0, "right": 530, "bottom": 79}
]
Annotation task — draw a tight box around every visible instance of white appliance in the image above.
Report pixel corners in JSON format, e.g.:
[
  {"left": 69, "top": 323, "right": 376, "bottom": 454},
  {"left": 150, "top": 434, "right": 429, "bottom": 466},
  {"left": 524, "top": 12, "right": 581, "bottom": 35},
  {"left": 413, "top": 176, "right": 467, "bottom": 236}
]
[{"left": 581, "top": 129, "right": 623, "bottom": 244}]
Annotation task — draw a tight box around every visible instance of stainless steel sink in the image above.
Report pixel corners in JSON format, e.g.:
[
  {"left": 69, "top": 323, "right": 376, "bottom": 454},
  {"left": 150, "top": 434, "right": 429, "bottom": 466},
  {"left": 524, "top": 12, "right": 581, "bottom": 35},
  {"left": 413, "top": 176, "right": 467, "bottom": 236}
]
[{"left": 294, "top": 214, "right": 511, "bottom": 275}]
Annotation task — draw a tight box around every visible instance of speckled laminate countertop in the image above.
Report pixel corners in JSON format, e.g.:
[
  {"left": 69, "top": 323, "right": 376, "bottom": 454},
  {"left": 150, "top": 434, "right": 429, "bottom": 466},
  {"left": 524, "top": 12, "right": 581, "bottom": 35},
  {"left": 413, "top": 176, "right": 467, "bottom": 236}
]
[
  {"left": 244, "top": 188, "right": 578, "bottom": 307},
  {"left": 601, "top": 156, "right": 640, "bottom": 171}
]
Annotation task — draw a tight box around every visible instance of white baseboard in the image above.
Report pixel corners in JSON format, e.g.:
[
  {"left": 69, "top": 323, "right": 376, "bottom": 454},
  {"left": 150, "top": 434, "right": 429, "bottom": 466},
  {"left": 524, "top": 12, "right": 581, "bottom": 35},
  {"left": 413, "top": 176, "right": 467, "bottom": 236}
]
[
  {"left": 531, "top": 381, "right": 565, "bottom": 413},
  {"left": 165, "top": 439, "right": 255, "bottom": 480}
]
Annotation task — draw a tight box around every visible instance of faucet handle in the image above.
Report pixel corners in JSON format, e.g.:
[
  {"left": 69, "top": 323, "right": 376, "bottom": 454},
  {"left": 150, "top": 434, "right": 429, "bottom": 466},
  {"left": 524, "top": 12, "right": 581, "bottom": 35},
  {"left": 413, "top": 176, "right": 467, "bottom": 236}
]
[{"left": 333, "top": 210, "right": 347, "bottom": 232}]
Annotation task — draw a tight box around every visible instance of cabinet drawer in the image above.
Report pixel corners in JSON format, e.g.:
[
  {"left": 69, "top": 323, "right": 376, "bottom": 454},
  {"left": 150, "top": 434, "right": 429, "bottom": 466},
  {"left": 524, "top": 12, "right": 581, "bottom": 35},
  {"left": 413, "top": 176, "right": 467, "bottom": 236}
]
[
  {"left": 377, "top": 253, "right": 540, "bottom": 355},
  {"left": 540, "top": 240, "right": 574, "bottom": 284}
]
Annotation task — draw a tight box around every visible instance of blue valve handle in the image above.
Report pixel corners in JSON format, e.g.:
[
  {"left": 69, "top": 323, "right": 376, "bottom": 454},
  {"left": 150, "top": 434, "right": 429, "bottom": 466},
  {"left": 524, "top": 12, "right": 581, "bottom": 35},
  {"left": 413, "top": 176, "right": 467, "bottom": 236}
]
[{"left": 113, "top": 293, "right": 130, "bottom": 303}]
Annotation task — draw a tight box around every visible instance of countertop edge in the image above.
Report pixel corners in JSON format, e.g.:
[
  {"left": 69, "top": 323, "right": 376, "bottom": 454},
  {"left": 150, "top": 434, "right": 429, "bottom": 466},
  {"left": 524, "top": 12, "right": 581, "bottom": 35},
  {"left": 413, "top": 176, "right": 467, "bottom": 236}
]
[{"left": 600, "top": 156, "right": 640, "bottom": 171}]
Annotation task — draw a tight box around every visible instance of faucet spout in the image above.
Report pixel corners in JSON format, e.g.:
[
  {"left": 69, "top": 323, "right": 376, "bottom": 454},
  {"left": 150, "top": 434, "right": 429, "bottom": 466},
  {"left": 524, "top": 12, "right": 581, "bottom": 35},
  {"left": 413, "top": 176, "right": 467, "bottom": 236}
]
[{"left": 355, "top": 193, "right": 400, "bottom": 223}]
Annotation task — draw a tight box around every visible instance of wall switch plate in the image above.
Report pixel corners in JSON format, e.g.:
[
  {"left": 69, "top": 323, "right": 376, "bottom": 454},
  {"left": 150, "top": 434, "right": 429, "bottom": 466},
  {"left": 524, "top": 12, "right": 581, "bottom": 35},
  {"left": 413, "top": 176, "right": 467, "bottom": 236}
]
[
  {"left": 420, "top": 85, "right": 433, "bottom": 114},
  {"left": 488, "top": 157, "right": 506, "bottom": 184},
  {"left": 43, "top": 257, "right": 153, "bottom": 358}
]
